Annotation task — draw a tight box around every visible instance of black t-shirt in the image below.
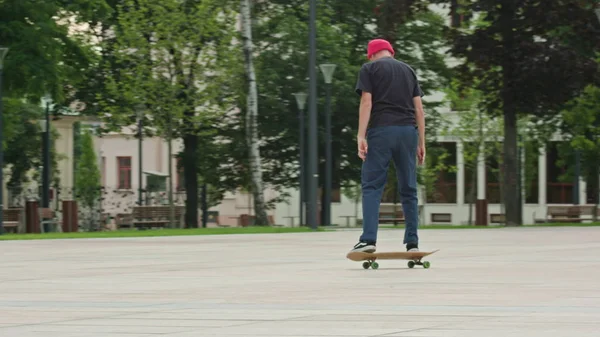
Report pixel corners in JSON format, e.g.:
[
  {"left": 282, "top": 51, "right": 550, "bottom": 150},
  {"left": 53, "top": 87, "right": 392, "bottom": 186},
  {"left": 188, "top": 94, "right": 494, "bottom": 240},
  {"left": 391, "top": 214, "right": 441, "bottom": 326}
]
[{"left": 355, "top": 57, "right": 424, "bottom": 128}]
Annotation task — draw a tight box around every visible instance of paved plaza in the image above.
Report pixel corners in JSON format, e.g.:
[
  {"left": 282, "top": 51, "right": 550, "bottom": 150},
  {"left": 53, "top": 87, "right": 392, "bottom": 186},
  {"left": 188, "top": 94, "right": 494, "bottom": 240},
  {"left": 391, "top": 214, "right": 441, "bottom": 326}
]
[{"left": 0, "top": 226, "right": 599, "bottom": 337}]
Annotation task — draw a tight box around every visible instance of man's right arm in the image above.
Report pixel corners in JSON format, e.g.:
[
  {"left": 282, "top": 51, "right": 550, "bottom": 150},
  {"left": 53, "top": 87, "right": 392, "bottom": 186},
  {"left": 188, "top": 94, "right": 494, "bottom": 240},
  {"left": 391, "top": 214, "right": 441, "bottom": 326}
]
[{"left": 413, "top": 96, "right": 425, "bottom": 146}]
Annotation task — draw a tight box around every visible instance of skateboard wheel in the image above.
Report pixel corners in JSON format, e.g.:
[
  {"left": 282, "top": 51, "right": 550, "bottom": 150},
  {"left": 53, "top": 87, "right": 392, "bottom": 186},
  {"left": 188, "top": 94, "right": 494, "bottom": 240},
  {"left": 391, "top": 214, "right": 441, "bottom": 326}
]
[
  {"left": 362, "top": 262, "right": 371, "bottom": 269},
  {"left": 408, "top": 261, "right": 415, "bottom": 268},
  {"left": 422, "top": 261, "right": 431, "bottom": 269},
  {"left": 371, "top": 262, "right": 379, "bottom": 270}
]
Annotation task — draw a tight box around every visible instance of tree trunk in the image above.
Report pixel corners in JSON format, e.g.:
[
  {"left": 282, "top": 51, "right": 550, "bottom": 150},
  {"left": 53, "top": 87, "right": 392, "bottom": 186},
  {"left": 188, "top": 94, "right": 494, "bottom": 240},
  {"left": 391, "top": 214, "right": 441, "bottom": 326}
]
[
  {"left": 241, "top": 0, "right": 269, "bottom": 226},
  {"left": 183, "top": 133, "right": 199, "bottom": 228},
  {"left": 168, "top": 134, "right": 175, "bottom": 228},
  {"left": 591, "top": 166, "right": 599, "bottom": 222},
  {"left": 501, "top": 0, "right": 521, "bottom": 226},
  {"left": 201, "top": 183, "right": 207, "bottom": 228},
  {"left": 468, "top": 167, "right": 476, "bottom": 225}
]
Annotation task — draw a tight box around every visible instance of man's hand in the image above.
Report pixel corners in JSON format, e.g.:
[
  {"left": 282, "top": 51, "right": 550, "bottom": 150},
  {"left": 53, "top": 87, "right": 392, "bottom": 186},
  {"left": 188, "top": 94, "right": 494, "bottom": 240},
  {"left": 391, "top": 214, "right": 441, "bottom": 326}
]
[
  {"left": 417, "top": 143, "right": 426, "bottom": 166},
  {"left": 357, "top": 136, "right": 368, "bottom": 161}
]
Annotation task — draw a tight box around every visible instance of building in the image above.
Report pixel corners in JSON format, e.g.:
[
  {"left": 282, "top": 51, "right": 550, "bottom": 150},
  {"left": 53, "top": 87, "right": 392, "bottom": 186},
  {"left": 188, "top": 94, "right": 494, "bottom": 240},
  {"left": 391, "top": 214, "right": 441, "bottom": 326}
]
[{"left": 94, "top": 125, "right": 277, "bottom": 227}]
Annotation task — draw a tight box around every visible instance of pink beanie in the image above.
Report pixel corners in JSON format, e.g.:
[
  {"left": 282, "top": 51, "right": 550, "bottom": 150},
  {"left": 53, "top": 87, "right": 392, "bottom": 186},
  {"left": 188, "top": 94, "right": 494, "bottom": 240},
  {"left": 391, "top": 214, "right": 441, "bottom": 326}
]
[{"left": 367, "top": 39, "right": 395, "bottom": 59}]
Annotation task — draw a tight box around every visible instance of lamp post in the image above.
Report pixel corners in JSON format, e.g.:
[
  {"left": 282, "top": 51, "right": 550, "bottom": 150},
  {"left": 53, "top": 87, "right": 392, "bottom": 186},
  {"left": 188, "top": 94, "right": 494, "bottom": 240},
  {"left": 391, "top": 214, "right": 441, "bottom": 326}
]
[
  {"left": 574, "top": 151, "right": 581, "bottom": 205},
  {"left": 319, "top": 64, "right": 336, "bottom": 227},
  {"left": 0, "top": 47, "right": 8, "bottom": 234},
  {"left": 293, "top": 92, "right": 308, "bottom": 226},
  {"left": 596, "top": 6, "right": 600, "bottom": 208},
  {"left": 136, "top": 106, "right": 144, "bottom": 206},
  {"left": 40, "top": 95, "right": 52, "bottom": 212},
  {"left": 307, "top": 0, "right": 318, "bottom": 230}
]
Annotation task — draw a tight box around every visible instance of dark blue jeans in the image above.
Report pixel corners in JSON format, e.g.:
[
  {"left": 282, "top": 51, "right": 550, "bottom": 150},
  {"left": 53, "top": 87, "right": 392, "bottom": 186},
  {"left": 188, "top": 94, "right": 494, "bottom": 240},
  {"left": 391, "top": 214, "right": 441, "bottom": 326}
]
[{"left": 360, "top": 125, "right": 419, "bottom": 245}]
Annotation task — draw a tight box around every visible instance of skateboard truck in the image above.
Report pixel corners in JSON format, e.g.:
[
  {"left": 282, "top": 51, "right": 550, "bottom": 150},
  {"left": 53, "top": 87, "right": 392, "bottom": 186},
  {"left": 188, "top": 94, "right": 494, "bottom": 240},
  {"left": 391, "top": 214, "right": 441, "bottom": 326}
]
[{"left": 407, "top": 259, "right": 430, "bottom": 269}]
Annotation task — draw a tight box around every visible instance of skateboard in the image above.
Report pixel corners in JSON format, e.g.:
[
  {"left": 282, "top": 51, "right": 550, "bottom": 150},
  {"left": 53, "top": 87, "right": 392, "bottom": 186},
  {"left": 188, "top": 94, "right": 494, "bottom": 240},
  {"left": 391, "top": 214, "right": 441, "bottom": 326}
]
[{"left": 346, "top": 249, "right": 439, "bottom": 269}]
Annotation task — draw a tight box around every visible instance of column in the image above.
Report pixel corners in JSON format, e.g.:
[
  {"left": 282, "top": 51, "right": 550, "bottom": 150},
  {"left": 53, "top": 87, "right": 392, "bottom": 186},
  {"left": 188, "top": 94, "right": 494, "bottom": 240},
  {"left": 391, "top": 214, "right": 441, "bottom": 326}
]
[
  {"left": 475, "top": 143, "right": 488, "bottom": 225},
  {"left": 456, "top": 142, "right": 465, "bottom": 205},
  {"left": 538, "top": 148, "right": 546, "bottom": 205},
  {"left": 477, "top": 145, "right": 486, "bottom": 200},
  {"left": 521, "top": 139, "right": 526, "bottom": 205}
]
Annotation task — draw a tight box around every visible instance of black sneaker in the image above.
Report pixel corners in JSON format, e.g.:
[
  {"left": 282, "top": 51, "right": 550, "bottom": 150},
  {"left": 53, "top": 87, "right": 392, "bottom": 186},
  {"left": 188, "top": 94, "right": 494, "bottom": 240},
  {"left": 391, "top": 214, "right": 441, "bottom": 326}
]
[
  {"left": 406, "top": 242, "right": 419, "bottom": 252},
  {"left": 350, "top": 241, "right": 376, "bottom": 253}
]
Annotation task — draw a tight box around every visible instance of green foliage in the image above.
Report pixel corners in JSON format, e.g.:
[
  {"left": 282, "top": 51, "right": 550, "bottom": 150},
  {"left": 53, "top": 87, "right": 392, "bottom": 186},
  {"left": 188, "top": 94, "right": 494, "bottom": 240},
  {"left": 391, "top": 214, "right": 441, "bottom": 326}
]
[
  {"left": 0, "top": 0, "right": 109, "bottom": 102},
  {"left": 98, "top": 0, "right": 238, "bottom": 134},
  {"left": 417, "top": 148, "right": 456, "bottom": 203},
  {"left": 75, "top": 130, "right": 101, "bottom": 209},
  {"left": 2, "top": 99, "right": 62, "bottom": 196},
  {"left": 0, "top": 0, "right": 106, "bottom": 200},
  {"left": 252, "top": 0, "right": 452, "bottom": 193},
  {"left": 450, "top": 0, "right": 599, "bottom": 119},
  {"left": 559, "top": 85, "right": 600, "bottom": 189}
]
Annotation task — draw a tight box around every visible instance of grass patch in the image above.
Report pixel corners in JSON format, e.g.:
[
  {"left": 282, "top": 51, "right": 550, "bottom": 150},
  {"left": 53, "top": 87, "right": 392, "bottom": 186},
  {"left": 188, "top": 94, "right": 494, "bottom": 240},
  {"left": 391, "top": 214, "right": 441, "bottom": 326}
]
[{"left": 0, "top": 226, "right": 321, "bottom": 241}]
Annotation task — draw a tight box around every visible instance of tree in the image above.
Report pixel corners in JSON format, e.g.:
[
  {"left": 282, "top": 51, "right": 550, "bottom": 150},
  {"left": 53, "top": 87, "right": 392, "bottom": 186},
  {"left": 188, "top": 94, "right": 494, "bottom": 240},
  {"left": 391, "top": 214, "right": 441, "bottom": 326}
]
[
  {"left": 443, "top": 79, "right": 503, "bottom": 224},
  {"left": 0, "top": 0, "right": 108, "bottom": 203},
  {"left": 99, "top": 0, "right": 238, "bottom": 228},
  {"left": 560, "top": 85, "right": 600, "bottom": 219},
  {"left": 0, "top": 0, "right": 109, "bottom": 102},
  {"left": 75, "top": 129, "right": 101, "bottom": 230},
  {"left": 240, "top": 0, "right": 269, "bottom": 225},
  {"left": 251, "top": 1, "right": 452, "bottom": 205},
  {"left": 447, "top": 0, "right": 600, "bottom": 225}
]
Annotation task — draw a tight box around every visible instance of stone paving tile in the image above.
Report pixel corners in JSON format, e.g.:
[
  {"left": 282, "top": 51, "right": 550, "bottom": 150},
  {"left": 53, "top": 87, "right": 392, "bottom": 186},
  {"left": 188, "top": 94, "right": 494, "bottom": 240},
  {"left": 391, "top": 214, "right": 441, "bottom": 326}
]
[
  {"left": 0, "top": 227, "right": 599, "bottom": 337},
  {"left": 0, "top": 324, "right": 193, "bottom": 334}
]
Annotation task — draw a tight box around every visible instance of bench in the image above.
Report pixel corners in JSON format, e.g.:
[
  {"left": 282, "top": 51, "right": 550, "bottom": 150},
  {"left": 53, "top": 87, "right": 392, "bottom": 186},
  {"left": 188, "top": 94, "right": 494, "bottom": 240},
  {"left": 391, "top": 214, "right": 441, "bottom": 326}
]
[
  {"left": 283, "top": 216, "right": 299, "bottom": 227},
  {"left": 238, "top": 214, "right": 276, "bottom": 227},
  {"left": 490, "top": 213, "right": 505, "bottom": 224},
  {"left": 431, "top": 213, "right": 452, "bottom": 223},
  {"left": 339, "top": 215, "right": 357, "bottom": 227},
  {"left": 131, "top": 206, "right": 185, "bottom": 229},
  {"left": 535, "top": 205, "right": 596, "bottom": 223},
  {"left": 115, "top": 213, "right": 134, "bottom": 229},
  {"left": 3, "top": 208, "right": 24, "bottom": 233},
  {"left": 39, "top": 208, "right": 60, "bottom": 233},
  {"left": 379, "top": 210, "right": 404, "bottom": 224}
]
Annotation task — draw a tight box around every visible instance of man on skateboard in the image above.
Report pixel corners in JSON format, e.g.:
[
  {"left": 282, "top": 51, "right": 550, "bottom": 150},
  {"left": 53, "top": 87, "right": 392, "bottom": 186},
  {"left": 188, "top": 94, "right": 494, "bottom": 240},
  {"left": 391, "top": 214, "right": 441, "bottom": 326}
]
[{"left": 350, "top": 39, "right": 426, "bottom": 254}]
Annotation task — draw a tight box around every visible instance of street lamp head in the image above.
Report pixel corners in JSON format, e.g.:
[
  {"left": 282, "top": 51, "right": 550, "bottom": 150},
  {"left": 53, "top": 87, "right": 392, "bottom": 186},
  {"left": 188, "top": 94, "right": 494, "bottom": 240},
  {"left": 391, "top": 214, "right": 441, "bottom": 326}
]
[
  {"left": 38, "top": 119, "right": 48, "bottom": 132},
  {"left": 319, "top": 63, "right": 337, "bottom": 84},
  {"left": 0, "top": 47, "right": 8, "bottom": 70},
  {"left": 41, "top": 95, "right": 54, "bottom": 111},
  {"left": 293, "top": 92, "right": 308, "bottom": 111}
]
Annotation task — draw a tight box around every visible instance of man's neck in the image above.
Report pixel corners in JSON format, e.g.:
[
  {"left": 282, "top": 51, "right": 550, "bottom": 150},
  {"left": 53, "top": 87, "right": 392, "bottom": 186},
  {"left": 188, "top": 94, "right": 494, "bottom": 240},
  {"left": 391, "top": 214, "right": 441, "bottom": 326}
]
[{"left": 373, "top": 53, "right": 393, "bottom": 61}]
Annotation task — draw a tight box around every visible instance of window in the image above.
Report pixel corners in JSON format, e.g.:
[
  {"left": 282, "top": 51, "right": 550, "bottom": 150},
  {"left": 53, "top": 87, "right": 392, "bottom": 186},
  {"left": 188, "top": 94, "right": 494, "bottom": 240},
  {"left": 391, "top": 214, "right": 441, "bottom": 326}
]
[
  {"left": 117, "top": 156, "right": 132, "bottom": 189},
  {"left": 463, "top": 142, "right": 478, "bottom": 203},
  {"left": 546, "top": 142, "right": 573, "bottom": 204},
  {"left": 426, "top": 142, "right": 457, "bottom": 204},
  {"left": 176, "top": 157, "right": 185, "bottom": 191},
  {"left": 586, "top": 172, "right": 598, "bottom": 205},
  {"left": 524, "top": 142, "right": 539, "bottom": 204},
  {"left": 485, "top": 142, "right": 502, "bottom": 204}
]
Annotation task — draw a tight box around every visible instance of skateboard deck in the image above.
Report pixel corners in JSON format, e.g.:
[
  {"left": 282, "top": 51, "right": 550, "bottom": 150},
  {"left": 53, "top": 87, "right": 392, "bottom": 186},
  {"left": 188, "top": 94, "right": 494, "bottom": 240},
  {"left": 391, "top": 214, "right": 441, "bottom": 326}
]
[{"left": 346, "top": 249, "right": 439, "bottom": 269}]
